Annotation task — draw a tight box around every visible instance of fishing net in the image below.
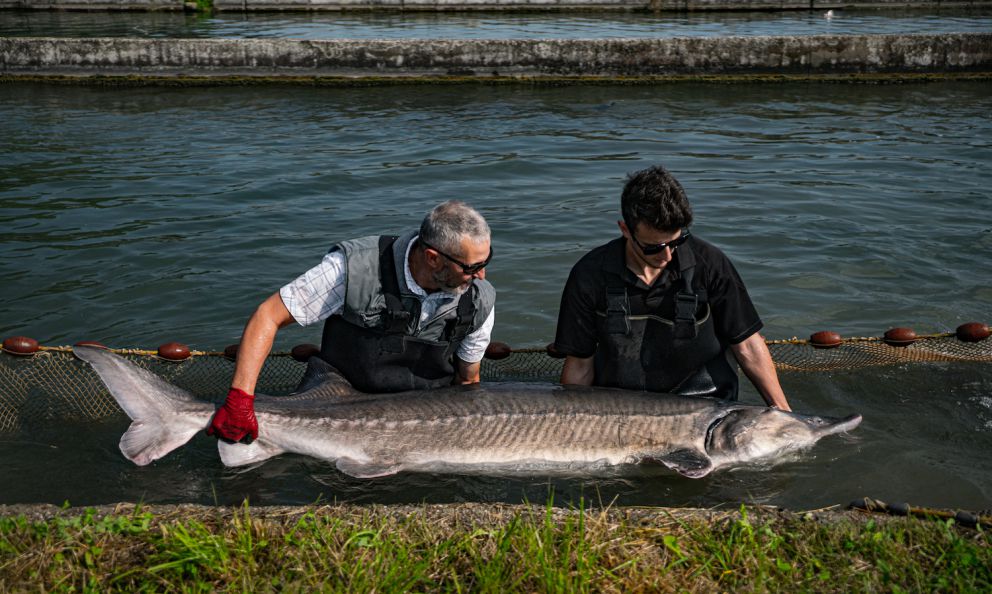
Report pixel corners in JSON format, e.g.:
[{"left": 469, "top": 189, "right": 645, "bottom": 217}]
[{"left": 1, "top": 330, "right": 990, "bottom": 432}]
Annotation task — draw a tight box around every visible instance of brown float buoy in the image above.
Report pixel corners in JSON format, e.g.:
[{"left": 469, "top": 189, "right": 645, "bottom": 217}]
[
  {"left": 291, "top": 343, "right": 320, "bottom": 363},
  {"left": 223, "top": 343, "right": 240, "bottom": 361},
  {"left": 157, "top": 342, "right": 191, "bottom": 361},
  {"left": 545, "top": 342, "right": 566, "bottom": 359},
  {"left": 956, "top": 322, "right": 991, "bottom": 343},
  {"left": 484, "top": 341, "right": 512, "bottom": 360},
  {"left": 809, "top": 331, "right": 842, "bottom": 349},
  {"left": 2, "top": 336, "right": 39, "bottom": 356},
  {"left": 883, "top": 327, "right": 917, "bottom": 347}
]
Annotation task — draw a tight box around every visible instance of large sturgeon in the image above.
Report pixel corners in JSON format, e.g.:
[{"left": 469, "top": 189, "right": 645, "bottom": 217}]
[{"left": 75, "top": 345, "right": 861, "bottom": 479}]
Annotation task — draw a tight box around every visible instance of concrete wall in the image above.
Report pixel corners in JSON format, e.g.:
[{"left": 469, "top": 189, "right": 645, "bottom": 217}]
[
  {"left": 0, "top": 0, "right": 185, "bottom": 9},
  {"left": 3, "top": 0, "right": 989, "bottom": 10},
  {"left": 2, "top": 34, "right": 989, "bottom": 79},
  {"left": 212, "top": 0, "right": 645, "bottom": 10}
]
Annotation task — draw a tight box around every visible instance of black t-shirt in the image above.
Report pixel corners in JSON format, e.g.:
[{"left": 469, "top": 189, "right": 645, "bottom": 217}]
[{"left": 554, "top": 236, "right": 763, "bottom": 358}]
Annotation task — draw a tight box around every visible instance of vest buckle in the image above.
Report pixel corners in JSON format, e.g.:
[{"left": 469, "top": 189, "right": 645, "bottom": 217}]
[
  {"left": 605, "top": 288, "right": 631, "bottom": 335},
  {"left": 673, "top": 292, "right": 698, "bottom": 339},
  {"left": 384, "top": 309, "right": 411, "bottom": 335}
]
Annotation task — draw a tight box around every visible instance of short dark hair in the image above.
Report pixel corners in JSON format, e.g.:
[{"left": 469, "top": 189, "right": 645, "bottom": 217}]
[{"left": 620, "top": 165, "right": 693, "bottom": 232}]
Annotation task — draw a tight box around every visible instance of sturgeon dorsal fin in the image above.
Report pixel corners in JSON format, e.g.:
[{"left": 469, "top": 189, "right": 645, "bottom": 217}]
[
  {"left": 294, "top": 356, "right": 361, "bottom": 397},
  {"left": 649, "top": 448, "right": 714, "bottom": 479}
]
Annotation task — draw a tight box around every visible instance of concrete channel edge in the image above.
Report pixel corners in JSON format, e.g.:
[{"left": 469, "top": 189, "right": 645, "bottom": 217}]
[{"left": 1, "top": 34, "right": 990, "bottom": 83}]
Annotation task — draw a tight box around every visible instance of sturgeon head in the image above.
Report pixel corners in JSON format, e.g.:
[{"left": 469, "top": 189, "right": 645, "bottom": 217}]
[{"left": 702, "top": 406, "right": 862, "bottom": 474}]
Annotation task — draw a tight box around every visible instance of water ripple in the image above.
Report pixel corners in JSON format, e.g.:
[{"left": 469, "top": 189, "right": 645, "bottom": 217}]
[
  {"left": 2, "top": 9, "right": 991, "bottom": 39},
  {"left": 1, "top": 80, "right": 991, "bottom": 508}
]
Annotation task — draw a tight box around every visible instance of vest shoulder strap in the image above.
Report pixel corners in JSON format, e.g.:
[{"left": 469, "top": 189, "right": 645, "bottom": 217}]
[
  {"left": 443, "top": 284, "right": 479, "bottom": 343},
  {"left": 673, "top": 247, "right": 699, "bottom": 340},
  {"left": 604, "top": 277, "right": 631, "bottom": 335},
  {"left": 377, "top": 235, "right": 411, "bottom": 335}
]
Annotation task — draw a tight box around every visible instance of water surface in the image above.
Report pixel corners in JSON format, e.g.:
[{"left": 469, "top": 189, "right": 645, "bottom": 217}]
[
  {"left": 2, "top": 8, "right": 991, "bottom": 39},
  {"left": 1, "top": 81, "right": 990, "bottom": 510}
]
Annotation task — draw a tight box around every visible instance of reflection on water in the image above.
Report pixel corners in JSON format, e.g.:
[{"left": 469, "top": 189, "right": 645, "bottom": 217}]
[
  {"left": 0, "top": 81, "right": 990, "bottom": 509},
  {"left": 1, "top": 8, "right": 991, "bottom": 39}
]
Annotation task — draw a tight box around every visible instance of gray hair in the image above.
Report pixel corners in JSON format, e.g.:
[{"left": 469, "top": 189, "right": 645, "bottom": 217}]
[{"left": 419, "top": 200, "right": 490, "bottom": 254}]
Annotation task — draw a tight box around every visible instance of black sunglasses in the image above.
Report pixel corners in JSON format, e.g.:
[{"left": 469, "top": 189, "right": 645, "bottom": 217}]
[
  {"left": 628, "top": 227, "right": 691, "bottom": 256},
  {"left": 421, "top": 239, "right": 493, "bottom": 275}
]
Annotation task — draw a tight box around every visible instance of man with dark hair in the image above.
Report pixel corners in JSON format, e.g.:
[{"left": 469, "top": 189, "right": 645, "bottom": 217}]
[
  {"left": 554, "top": 165, "right": 791, "bottom": 411},
  {"left": 208, "top": 200, "right": 497, "bottom": 444}
]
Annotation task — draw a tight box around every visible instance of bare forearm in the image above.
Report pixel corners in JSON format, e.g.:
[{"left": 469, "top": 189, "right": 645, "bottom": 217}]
[
  {"left": 232, "top": 293, "right": 295, "bottom": 395},
  {"left": 731, "top": 333, "right": 791, "bottom": 411},
  {"left": 456, "top": 359, "right": 481, "bottom": 384},
  {"left": 560, "top": 355, "right": 595, "bottom": 386}
]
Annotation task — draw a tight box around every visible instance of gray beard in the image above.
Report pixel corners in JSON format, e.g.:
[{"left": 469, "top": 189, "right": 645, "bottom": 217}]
[{"left": 432, "top": 269, "right": 470, "bottom": 296}]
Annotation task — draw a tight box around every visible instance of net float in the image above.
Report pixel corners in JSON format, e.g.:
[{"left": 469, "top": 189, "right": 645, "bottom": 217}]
[
  {"left": 2, "top": 336, "right": 39, "bottom": 356},
  {"left": 888, "top": 502, "right": 910, "bottom": 516},
  {"left": 291, "top": 343, "right": 320, "bottom": 363},
  {"left": 956, "top": 322, "right": 990, "bottom": 343},
  {"left": 157, "top": 342, "right": 191, "bottom": 361},
  {"left": 883, "top": 327, "right": 917, "bottom": 347},
  {"left": 954, "top": 510, "right": 979, "bottom": 528},
  {"left": 809, "top": 331, "right": 842, "bottom": 349},
  {"left": 484, "top": 341, "right": 512, "bottom": 360}
]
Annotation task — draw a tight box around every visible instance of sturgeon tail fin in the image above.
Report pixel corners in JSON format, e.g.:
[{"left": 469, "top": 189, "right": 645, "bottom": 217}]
[{"left": 74, "top": 345, "right": 215, "bottom": 466}]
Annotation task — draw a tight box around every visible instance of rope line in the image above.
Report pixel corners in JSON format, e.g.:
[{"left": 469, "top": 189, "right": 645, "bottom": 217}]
[{"left": 847, "top": 497, "right": 992, "bottom": 529}]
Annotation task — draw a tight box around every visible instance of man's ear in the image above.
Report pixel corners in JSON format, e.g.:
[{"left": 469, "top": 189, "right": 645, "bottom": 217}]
[
  {"left": 423, "top": 246, "right": 443, "bottom": 269},
  {"left": 617, "top": 220, "right": 631, "bottom": 238}
]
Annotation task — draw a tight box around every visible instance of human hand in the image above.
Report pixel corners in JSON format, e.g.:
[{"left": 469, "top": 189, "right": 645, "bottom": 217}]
[{"left": 206, "top": 387, "right": 258, "bottom": 444}]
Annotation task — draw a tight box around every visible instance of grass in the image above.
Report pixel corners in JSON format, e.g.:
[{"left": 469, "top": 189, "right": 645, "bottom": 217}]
[{"left": 0, "top": 501, "right": 989, "bottom": 592}]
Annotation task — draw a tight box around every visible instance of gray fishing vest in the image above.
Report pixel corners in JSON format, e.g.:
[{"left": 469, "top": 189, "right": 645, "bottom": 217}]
[{"left": 320, "top": 230, "right": 495, "bottom": 393}]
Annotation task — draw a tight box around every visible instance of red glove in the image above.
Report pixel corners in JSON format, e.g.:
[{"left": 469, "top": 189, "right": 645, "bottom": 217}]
[{"left": 207, "top": 388, "right": 258, "bottom": 444}]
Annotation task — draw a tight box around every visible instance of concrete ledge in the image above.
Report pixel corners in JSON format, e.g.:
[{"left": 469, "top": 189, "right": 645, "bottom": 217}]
[
  {"left": 1, "top": 34, "right": 990, "bottom": 81},
  {"left": 207, "top": 0, "right": 658, "bottom": 10},
  {"left": 3, "top": 0, "right": 991, "bottom": 10},
  {"left": 0, "top": 0, "right": 185, "bottom": 9},
  {"left": 6, "top": 73, "right": 988, "bottom": 86}
]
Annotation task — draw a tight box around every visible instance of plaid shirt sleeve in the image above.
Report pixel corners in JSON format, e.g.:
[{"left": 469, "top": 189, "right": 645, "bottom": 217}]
[
  {"left": 456, "top": 306, "right": 495, "bottom": 363},
  {"left": 278, "top": 250, "right": 347, "bottom": 327}
]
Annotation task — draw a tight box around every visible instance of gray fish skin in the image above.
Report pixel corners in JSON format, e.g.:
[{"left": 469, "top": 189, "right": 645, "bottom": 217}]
[{"left": 74, "top": 345, "right": 862, "bottom": 479}]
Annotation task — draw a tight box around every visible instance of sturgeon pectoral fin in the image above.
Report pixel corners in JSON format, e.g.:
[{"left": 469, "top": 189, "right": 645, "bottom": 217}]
[
  {"left": 218, "top": 440, "right": 286, "bottom": 467},
  {"left": 335, "top": 457, "right": 404, "bottom": 479},
  {"left": 649, "top": 449, "right": 714, "bottom": 479}
]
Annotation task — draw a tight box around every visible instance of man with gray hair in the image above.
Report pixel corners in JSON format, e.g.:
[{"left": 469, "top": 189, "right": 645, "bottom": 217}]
[{"left": 208, "top": 201, "right": 496, "bottom": 444}]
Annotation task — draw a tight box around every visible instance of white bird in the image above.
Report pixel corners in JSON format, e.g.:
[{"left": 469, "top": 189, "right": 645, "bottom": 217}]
[{"left": 824, "top": 9, "right": 835, "bottom": 19}]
